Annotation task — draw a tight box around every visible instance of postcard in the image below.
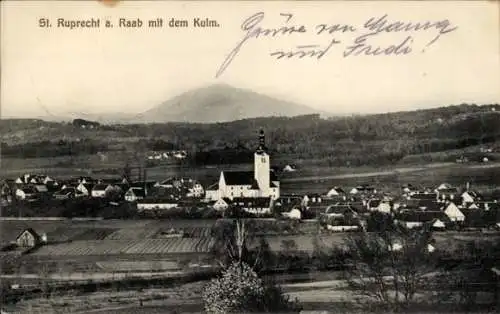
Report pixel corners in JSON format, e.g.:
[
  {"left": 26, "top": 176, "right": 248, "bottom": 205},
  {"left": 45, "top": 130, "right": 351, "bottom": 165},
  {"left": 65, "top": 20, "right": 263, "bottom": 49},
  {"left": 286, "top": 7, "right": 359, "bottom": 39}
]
[{"left": 0, "top": 1, "right": 499, "bottom": 313}]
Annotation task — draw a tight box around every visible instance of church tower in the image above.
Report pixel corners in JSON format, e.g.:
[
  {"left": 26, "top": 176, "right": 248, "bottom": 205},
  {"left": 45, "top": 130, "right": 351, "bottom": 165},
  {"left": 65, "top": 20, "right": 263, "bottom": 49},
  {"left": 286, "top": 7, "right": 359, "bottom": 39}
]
[{"left": 254, "top": 128, "right": 270, "bottom": 196}]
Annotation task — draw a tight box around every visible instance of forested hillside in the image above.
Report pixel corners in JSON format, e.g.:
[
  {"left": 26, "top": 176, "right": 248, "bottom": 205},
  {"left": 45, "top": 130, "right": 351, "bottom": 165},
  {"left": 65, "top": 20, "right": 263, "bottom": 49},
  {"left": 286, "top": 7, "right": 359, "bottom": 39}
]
[{"left": 1, "top": 104, "right": 499, "bottom": 167}]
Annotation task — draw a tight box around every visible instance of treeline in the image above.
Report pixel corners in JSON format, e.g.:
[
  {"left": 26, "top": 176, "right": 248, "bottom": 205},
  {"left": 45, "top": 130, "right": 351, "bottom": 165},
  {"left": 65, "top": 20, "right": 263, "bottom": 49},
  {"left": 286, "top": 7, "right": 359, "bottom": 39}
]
[
  {"left": 0, "top": 140, "right": 107, "bottom": 159},
  {"left": 2, "top": 104, "right": 500, "bottom": 166}
]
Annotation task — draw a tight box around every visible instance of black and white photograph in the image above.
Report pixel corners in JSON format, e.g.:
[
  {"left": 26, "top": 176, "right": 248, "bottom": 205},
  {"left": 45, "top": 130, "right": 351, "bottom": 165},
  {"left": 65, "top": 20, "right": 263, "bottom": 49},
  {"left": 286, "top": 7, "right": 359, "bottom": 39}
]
[{"left": 1, "top": 0, "right": 499, "bottom": 313}]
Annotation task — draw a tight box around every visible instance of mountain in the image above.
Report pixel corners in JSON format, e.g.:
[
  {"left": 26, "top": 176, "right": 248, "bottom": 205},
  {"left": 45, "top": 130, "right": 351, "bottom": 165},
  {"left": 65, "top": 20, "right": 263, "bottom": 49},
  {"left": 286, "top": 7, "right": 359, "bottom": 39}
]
[{"left": 132, "top": 84, "right": 330, "bottom": 123}]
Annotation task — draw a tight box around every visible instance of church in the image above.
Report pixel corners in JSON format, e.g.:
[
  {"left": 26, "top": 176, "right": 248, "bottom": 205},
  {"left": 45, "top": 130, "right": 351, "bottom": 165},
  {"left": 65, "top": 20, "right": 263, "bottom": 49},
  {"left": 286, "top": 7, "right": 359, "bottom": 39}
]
[{"left": 205, "top": 129, "right": 280, "bottom": 201}]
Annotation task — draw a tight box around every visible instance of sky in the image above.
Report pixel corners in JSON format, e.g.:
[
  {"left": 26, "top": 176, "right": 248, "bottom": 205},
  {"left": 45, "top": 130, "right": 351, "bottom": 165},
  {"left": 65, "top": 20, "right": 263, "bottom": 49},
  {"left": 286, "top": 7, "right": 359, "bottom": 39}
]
[{"left": 1, "top": 0, "right": 499, "bottom": 118}]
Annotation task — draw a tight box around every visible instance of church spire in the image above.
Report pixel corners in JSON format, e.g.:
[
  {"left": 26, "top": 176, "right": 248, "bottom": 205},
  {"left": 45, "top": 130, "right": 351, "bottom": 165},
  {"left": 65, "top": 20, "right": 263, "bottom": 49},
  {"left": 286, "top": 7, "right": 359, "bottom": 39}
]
[{"left": 256, "top": 128, "right": 266, "bottom": 154}]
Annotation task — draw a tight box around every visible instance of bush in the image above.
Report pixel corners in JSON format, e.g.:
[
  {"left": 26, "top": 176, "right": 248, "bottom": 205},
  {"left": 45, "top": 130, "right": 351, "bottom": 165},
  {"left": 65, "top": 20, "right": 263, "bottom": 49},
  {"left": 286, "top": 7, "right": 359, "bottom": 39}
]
[
  {"left": 202, "top": 262, "right": 263, "bottom": 313},
  {"left": 202, "top": 261, "right": 301, "bottom": 313}
]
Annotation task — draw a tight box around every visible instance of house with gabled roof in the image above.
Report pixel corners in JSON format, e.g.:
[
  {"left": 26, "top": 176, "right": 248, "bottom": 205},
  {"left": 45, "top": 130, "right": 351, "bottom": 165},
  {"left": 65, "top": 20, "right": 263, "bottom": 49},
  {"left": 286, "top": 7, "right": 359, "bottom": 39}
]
[
  {"left": 15, "top": 185, "right": 39, "bottom": 201},
  {"left": 436, "top": 183, "right": 452, "bottom": 191},
  {"left": 350, "top": 184, "right": 377, "bottom": 195},
  {"left": 443, "top": 202, "right": 465, "bottom": 222},
  {"left": 326, "top": 186, "right": 346, "bottom": 198},
  {"left": 230, "top": 197, "right": 273, "bottom": 215},
  {"left": 53, "top": 187, "right": 84, "bottom": 200},
  {"left": 282, "top": 164, "right": 297, "bottom": 172},
  {"left": 16, "top": 228, "right": 42, "bottom": 248},
  {"left": 402, "top": 184, "right": 419, "bottom": 195},
  {"left": 124, "top": 187, "right": 146, "bottom": 202},
  {"left": 205, "top": 183, "right": 220, "bottom": 201},
  {"left": 78, "top": 176, "right": 95, "bottom": 184},
  {"left": 436, "top": 186, "right": 459, "bottom": 203},
  {"left": 91, "top": 184, "right": 113, "bottom": 198},
  {"left": 395, "top": 211, "right": 450, "bottom": 230},
  {"left": 33, "top": 184, "right": 48, "bottom": 193},
  {"left": 130, "top": 181, "right": 157, "bottom": 195},
  {"left": 323, "top": 204, "right": 358, "bottom": 219},
  {"left": 461, "top": 191, "right": 482, "bottom": 207},
  {"left": 212, "top": 198, "right": 230, "bottom": 211},
  {"left": 77, "top": 182, "right": 94, "bottom": 196}
]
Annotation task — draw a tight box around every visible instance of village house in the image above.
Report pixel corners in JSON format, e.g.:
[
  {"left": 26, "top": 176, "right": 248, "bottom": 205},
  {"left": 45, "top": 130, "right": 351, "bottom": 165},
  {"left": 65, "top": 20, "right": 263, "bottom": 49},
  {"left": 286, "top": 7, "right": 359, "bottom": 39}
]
[
  {"left": 462, "top": 205, "right": 500, "bottom": 229},
  {"left": 204, "top": 183, "right": 219, "bottom": 201},
  {"left": 406, "top": 191, "right": 438, "bottom": 201},
  {"left": 76, "top": 182, "right": 94, "bottom": 196},
  {"left": 435, "top": 183, "right": 459, "bottom": 203},
  {"left": 53, "top": 187, "right": 85, "bottom": 200},
  {"left": 366, "top": 198, "right": 392, "bottom": 214},
  {"left": 15, "top": 174, "right": 43, "bottom": 185},
  {"left": 230, "top": 197, "right": 273, "bottom": 215},
  {"left": 212, "top": 198, "right": 230, "bottom": 211},
  {"left": 274, "top": 195, "right": 303, "bottom": 212},
  {"left": 326, "top": 186, "right": 347, "bottom": 199},
  {"left": 443, "top": 202, "right": 466, "bottom": 222},
  {"left": 461, "top": 190, "right": 482, "bottom": 207},
  {"left": 349, "top": 185, "right": 378, "bottom": 199},
  {"left": 157, "top": 178, "right": 205, "bottom": 198},
  {"left": 401, "top": 184, "right": 419, "bottom": 196},
  {"left": 136, "top": 198, "right": 179, "bottom": 211},
  {"left": 91, "top": 184, "right": 115, "bottom": 198},
  {"left": 322, "top": 204, "right": 358, "bottom": 219},
  {"left": 33, "top": 184, "right": 48, "bottom": 193},
  {"left": 130, "top": 180, "right": 157, "bottom": 191},
  {"left": 281, "top": 208, "right": 302, "bottom": 220},
  {"left": 124, "top": 187, "right": 146, "bottom": 202},
  {"left": 15, "top": 186, "right": 39, "bottom": 201},
  {"left": 78, "top": 176, "right": 95, "bottom": 184},
  {"left": 326, "top": 222, "right": 360, "bottom": 232},
  {"left": 282, "top": 164, "right": 297, "bottom": 172},
  {"left": 15, "top": 228, "right": 45, "bottom": 248},
  {"left": 395, "top": 211, "right": 451, "bottom": 230}
]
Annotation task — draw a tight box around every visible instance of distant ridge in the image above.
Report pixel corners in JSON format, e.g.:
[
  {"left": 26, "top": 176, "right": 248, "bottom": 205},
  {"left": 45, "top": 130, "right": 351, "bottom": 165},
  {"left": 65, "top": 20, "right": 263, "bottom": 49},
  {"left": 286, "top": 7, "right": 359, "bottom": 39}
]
[{"left": 131, "top": 84, "right": 330, "bottom": 123}]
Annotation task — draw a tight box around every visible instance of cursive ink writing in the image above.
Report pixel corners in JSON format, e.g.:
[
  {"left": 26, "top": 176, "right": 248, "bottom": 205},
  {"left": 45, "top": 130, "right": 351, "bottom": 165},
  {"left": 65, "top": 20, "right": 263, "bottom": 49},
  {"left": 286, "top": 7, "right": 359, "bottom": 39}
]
[
  {"left": 216, "top": 12, "right": 459, "bottom": 77},
  {"left": 357, "top": 14, "right": 458, "bottom": 45},
  {"left": 215, "top": 12, "right": 307, "bottom": 78},
  {"left": 315, "top": 23, "right": 356, "bottom": 35},
  {"left": 270, "top": 38, "right": 340, "bottom": 59},
  {"left": 344, "top": 35, "right": 413, "bottom": 57}
]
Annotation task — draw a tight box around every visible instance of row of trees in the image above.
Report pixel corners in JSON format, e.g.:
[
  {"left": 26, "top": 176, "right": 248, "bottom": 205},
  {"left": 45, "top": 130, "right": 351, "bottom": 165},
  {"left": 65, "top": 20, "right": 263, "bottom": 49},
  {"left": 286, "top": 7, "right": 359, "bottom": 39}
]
[
  {"left": 3, "top": 104, "right": 500, "bottom": 166},
  {"left": 206, "top": 218, "right": 500, "bottom": 313}
]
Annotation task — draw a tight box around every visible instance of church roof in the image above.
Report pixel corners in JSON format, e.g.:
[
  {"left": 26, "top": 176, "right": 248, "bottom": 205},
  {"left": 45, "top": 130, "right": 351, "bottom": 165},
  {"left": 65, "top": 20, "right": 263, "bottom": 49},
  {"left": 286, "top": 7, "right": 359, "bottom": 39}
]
[
  {"left": 223, "top": 171, "right": 279, "bottom": 188},
  {"left": 223, "top": 171, "right": 255, "bottom": 186},
  {"left": 206, "top": 182, "right": 219, "bottom": 191}
]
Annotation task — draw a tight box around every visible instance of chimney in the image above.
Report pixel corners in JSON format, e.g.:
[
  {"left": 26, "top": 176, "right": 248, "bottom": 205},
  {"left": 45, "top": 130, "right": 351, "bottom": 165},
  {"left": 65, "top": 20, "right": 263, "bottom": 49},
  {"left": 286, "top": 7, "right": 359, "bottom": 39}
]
[{"left": 466, "top": 182, "right": 470, "bottom": 191}]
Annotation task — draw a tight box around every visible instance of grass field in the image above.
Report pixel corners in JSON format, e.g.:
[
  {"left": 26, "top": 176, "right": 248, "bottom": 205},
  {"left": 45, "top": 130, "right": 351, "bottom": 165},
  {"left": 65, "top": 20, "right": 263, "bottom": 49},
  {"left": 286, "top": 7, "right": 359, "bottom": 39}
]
[{"left": 280, "top": 162, "right": 500, "bottom": 195}]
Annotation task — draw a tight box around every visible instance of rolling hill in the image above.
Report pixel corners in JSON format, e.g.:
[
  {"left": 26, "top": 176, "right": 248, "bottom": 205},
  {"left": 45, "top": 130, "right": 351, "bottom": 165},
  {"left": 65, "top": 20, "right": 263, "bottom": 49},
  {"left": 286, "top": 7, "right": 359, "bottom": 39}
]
[
  {"left": 132, "top": 84, "right": 329, "bottom": 123},
  {"left": 2, "top": 103, "right": 500, "bottom": 170}
]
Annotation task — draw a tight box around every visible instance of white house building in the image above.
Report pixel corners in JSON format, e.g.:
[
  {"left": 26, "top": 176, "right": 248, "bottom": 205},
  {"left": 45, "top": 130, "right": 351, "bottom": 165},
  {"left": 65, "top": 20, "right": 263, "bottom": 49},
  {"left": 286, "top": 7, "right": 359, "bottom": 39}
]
[
  {"left": 205, "top": 129, "right": 280, "bottom": 201},
  {"left": 443, "top": 202, "right": 465, "bottom": 222}
]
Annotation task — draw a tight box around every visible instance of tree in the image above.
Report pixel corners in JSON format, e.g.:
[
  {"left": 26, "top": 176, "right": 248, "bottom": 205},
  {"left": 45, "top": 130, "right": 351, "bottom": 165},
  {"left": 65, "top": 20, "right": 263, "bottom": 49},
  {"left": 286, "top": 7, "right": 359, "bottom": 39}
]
[
  {"left": 202, "top": 261, "right": 301, "bottom": 314},
  {"left": 202, "top": 261, "right": 263, "bottom": 313},
  {"left": 211, "top": 218, "right": 267, "bottom": 269},
  {"left": 122, "top": 161, "right": 132, "bottom": 183},
  {"left": 344, "top": 227, "right": 436, "bottom": 311}
]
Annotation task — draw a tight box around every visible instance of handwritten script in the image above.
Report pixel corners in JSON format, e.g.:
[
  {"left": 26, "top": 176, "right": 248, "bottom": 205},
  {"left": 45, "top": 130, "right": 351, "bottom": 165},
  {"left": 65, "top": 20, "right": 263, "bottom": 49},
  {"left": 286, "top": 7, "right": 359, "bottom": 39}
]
[{"left": 215, "top": 12, "right": 458, "bottom": 78}]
